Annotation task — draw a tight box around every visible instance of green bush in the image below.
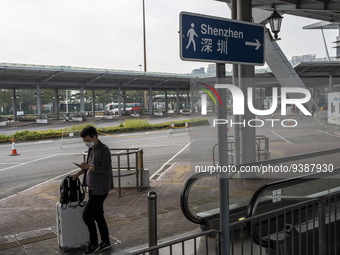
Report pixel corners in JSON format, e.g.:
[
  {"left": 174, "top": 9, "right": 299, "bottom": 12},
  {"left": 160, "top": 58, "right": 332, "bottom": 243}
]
[
  {"left": 64, "top": 123, "right": 96, "bottom": 131},
  {"left": 0, "top": 118, "right": 209, "bottom": 143},
  {"left": 122, "top": 119, "right": 150, "bottom": 130}
]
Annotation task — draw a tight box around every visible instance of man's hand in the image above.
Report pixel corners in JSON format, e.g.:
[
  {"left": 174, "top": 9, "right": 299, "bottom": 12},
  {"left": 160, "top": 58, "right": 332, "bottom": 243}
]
[{"left": 80, "top": 163, "right": 90, "bottom": 171}]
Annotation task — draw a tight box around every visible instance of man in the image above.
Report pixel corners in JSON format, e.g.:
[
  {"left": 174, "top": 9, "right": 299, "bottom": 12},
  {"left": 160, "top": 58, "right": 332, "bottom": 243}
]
[{"left": 73, "top": 126, "right": 113, "bottom": 254}]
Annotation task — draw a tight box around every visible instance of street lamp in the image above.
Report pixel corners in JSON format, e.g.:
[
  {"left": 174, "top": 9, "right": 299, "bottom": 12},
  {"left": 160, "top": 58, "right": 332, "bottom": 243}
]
[{"left": 267, "top": 6, "right": 283, "bottom": 41}]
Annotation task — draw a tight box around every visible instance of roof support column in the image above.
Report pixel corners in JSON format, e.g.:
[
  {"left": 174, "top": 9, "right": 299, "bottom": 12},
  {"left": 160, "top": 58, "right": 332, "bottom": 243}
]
[
  {"left": 80, "top": 87, "right": 85, "bottom": 113},
  {"left": 185, "top": 91, "right": 189, "bottom": 110},
  {"left": 190, "top": 89, "right": 194, "bottom": 113},
  {"left": 176, "top": 88, "right": 180, "bottom": 114},
  {"left": 12, "top": 89, "right": 17, "bottom": 122},
  {"left": 54, "top": 89, "right": 60, "bottom": 119},
  {"left": 118, "top": 87, "right": 122, "bottom": 116},
  {"left": 123, "top": 90, "right": 126, "bottom": 113},
  {"left": 91, "top": 90, "right": 95, "bottom": 118},
  {"left": 36, "top": 86, "right": 42, "bottom": 118},
  {"left": 329, "top": 74, "right": 333, "bottom": 93},
  {"left": 164, "top": 91, "right": 168, "bottom": 113},
  {"left": 149, "top": 87, "right": 153, "bottom": 116},
  {"left": 237, "top": 0, "right": 256, "bottom": 165}
]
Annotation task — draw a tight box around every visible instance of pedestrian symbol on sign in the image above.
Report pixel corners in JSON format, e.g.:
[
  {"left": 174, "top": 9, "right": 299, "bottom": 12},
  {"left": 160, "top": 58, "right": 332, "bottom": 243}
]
[{"left": 186, "top": 23, "right": 198, "bottom": 51}]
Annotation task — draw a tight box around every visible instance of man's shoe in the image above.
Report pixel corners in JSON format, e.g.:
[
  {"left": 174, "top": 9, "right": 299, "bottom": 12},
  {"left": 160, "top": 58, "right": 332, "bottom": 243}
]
[
  {"left": 83, "top": 244, "right": 99, "bottom": 254},
  {"left": 96, "top": 241, "right": 111, "bottom": 252}
]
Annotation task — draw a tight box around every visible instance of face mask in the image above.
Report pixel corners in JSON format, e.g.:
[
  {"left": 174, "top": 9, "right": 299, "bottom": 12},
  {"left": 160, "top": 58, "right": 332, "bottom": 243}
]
[{"left": 85, "top": 141, "right": 94, "bottom": 148}]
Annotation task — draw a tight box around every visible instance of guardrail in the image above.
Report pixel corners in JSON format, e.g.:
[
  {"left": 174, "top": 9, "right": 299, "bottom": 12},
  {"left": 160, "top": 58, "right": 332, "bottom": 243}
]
[
  {"left": 128, "top": 229, "right": 219, "bottom": 255},
  {"left": 212, "top": 135, "right": 270, "bottom": 165},
  {"left": 181, "top": 147, "right": 340, "bottom": 232},
  {"left": 82, "top": 148, "right": 145, "bottom": 197},
  {"left": 131, "top": 189, "right": 340, "bottom": 255},
  {"left": 168, "top": 123, "right": 190, "bottom": 137}
]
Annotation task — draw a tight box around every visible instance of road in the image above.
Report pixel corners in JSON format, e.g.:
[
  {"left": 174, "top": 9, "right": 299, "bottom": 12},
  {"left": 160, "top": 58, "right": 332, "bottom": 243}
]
[{"left": 1, "top": 114, "right": 340, "bottom": 201}]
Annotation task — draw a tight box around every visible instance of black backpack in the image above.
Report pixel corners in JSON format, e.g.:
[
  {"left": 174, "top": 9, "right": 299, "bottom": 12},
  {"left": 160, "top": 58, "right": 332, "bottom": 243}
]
[{"left": 60, "top": 176, "right": 85, "bottom": 208}]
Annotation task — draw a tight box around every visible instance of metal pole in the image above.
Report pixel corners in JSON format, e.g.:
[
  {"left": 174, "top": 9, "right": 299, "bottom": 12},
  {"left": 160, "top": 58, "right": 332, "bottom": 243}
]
[
  {"left": 12, "top": 89, "right": 17, "bottom": 121},
  {"left": 118, "top": 87, "right": 122, "bottom": 116},
  {"left": 55, "top": 89, "right": 59, "bottom": 119},
  {"left": 318, "top": 199, "right": 326, "bottom": 255},
  {"left": 148, "top": 191, "right": 158, "bottom": 255},
  {"left": 91, "top": 89, "right": 95, "bottom": 118},
  {"left": 216, "top": 63, "right": 230, "bottom": 255},
  {"left": 329, "top": 74, "right": 333, "bottom": 93},
  {"left": 231, "top": 0, "right": 240, "bottom": 166},
  {"left": 80, "top": 86, "right": 85, "bottom": 113},
  {"left": 36, "top": 86, "right": 42, "bottom": 119},
  {"left": 176, "top": 87, "right": 180, "bottom": 114},
  {"left": 165, "top": 90, "right": 168, "bottom": 113},
  {"left": 321, "top": 28, "right": 330, "bottom": 61},
  {"left": 237, "top": 0, "right": 256, "bottom": 165},
  {"left": 143, "top": 0, "right": 147, "bottom": 72},
  {"left": 149, "top": 87, "right": 153, "bottom": 116}
]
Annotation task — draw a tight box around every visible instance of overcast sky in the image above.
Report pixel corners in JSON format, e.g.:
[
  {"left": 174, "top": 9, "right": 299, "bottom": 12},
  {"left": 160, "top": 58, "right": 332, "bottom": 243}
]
[{"left": 0, "top": 0, "right": 338, "bottom": 74}]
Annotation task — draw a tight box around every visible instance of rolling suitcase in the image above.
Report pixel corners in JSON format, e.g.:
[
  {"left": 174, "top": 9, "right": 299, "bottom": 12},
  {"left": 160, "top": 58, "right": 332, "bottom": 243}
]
[
  {"left": 56, "top": 201, "right": 89, "bottom": 251},
  {"left": 56, "top": 176, "right": 88, "bottom": 251}
]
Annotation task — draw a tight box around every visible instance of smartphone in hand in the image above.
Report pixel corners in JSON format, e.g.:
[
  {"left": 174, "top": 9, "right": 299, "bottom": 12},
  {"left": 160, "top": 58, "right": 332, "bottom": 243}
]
[{"left": 72, "top": 162, "right": 81, "bottom": 167}]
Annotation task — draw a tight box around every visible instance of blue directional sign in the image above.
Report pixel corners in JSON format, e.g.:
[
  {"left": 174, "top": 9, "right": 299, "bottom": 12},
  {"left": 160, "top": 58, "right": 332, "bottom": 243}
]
[{"left": 180, "top": 12, "right": 265, "bottom": 65}]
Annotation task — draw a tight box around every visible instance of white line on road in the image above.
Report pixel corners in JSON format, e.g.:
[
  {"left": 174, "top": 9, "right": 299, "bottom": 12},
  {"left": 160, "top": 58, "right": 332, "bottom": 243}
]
[
  {"left": 159, "top": 116, "right": 172, "bottom": 122},
  {"left": 150, "top": 140, "right": 192, "bottom": 180},
  {"left": 317, "top": 129, "right": 340, "bottom": 138},
  {"left": 0, "top": 153, "right": 79, "bottom": 172},
  {"left": 0, "top": 168, "right": 79, "bottom": 203},
  {"left": 271, "top": 131, "right": 293, "bottom": 144}
]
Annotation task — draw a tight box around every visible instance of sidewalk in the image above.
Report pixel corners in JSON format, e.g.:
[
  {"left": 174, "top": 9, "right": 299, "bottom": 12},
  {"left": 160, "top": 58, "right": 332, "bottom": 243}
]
[
  {"left": 1, "top": 138, "right": 339, "bottom": 254},
  {"left": 0, "top": 162, "right": 201, "bottom": 255}
]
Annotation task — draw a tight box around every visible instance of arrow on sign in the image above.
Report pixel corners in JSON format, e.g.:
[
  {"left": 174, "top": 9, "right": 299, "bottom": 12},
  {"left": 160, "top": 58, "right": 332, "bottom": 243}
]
[{"left": 245, "top": 39, "right": 261, "bottom": 50}]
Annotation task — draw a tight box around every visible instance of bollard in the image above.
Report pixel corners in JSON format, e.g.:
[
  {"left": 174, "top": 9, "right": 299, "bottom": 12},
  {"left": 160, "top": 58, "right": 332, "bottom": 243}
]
[{"left": 148, "top": 190, "right": 158, "bottom": 255}]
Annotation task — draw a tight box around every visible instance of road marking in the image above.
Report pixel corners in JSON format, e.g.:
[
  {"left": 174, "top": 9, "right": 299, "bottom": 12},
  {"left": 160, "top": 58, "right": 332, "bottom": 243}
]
[
  {"left": 271, "top": 131, "right": 293, "bottom": 144},
  {"left": 159, "top": 116, "right": 172, "bottom": 122},
  {"left": 317, "top": 129, "right": 340, "bottom": 138},
  {"left": 150, "top": 140, "right": 192, "bottom": 180},
  {"left": 0, "top": 153, "right": 79, "bottom": 172},
  {"left": 0, "top": 168, "right": 79, "bottom": 203}
]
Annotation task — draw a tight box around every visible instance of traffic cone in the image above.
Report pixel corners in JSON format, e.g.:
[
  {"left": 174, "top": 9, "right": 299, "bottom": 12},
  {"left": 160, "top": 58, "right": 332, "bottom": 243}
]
[{"left": 9, "top": 138, "right": 20, "bottom": 156}]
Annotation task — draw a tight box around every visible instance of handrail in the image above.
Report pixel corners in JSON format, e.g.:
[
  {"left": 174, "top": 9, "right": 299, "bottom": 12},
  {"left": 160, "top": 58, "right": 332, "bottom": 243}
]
[
  {"left": 246, "top": 168, "right": 340, "bottom": 218},
  {"left": 128, "top": 229, "right": 218, "bottom": 255},
  {"left": 181, "top": 147, "right": 340, "bottom": 226},
  {"left": 180, "top": 172, "right": 212, "bottom": 224},
  {"left": 245, "top": 167, "right": 340, "bottom": 248}
]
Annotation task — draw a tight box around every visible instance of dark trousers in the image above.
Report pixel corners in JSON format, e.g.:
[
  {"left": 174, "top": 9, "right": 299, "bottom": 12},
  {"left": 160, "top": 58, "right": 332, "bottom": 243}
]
[{"left": 83, "top": 191, "right": 109, "bottom": 246}]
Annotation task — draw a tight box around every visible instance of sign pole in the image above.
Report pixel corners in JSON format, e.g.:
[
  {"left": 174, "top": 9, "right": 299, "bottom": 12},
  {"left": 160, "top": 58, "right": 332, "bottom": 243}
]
[
  {"left": 216, "top": 63, "right": 230, "bottom": 254},
  {"left": 237, "top": 0, "right": 256, "bottom": 165},
  {"left": 231, "top": 0, "right": 241, "bottom": 166}
]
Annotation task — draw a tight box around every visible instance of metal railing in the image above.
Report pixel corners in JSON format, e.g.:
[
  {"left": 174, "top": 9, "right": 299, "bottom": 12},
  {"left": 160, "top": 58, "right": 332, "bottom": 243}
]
[
  {"left": 212, "top": 135, "right": 270, "bottom": 165},
  {"left": 168, "top": 123, "right": 191, "bottom": 137},
  {"left": 181, "top": 147, "right": 340, "bottom": 229},
  {"left": 131, "top": 190, "right": 340, "bottom": 255},
  {"left": 243, "top": 191, "right": 340, "bottom": 255},
  {"left": 82, "top": 147, "right": 144, "bottom": 197},
  {"left": 128, "top": 229, "right": 219, "bottom": 255},
  {"left": 60, "top": 130, "right": 82, "bottom": 149},
  {"left": 245, "top": 167, "right": 340, "bottom": 253}
]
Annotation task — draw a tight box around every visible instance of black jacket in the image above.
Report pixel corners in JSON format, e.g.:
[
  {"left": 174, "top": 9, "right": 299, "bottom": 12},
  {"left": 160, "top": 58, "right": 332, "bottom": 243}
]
[{"left": 82, "top": 140, "right": 113, "bottom": 195}]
